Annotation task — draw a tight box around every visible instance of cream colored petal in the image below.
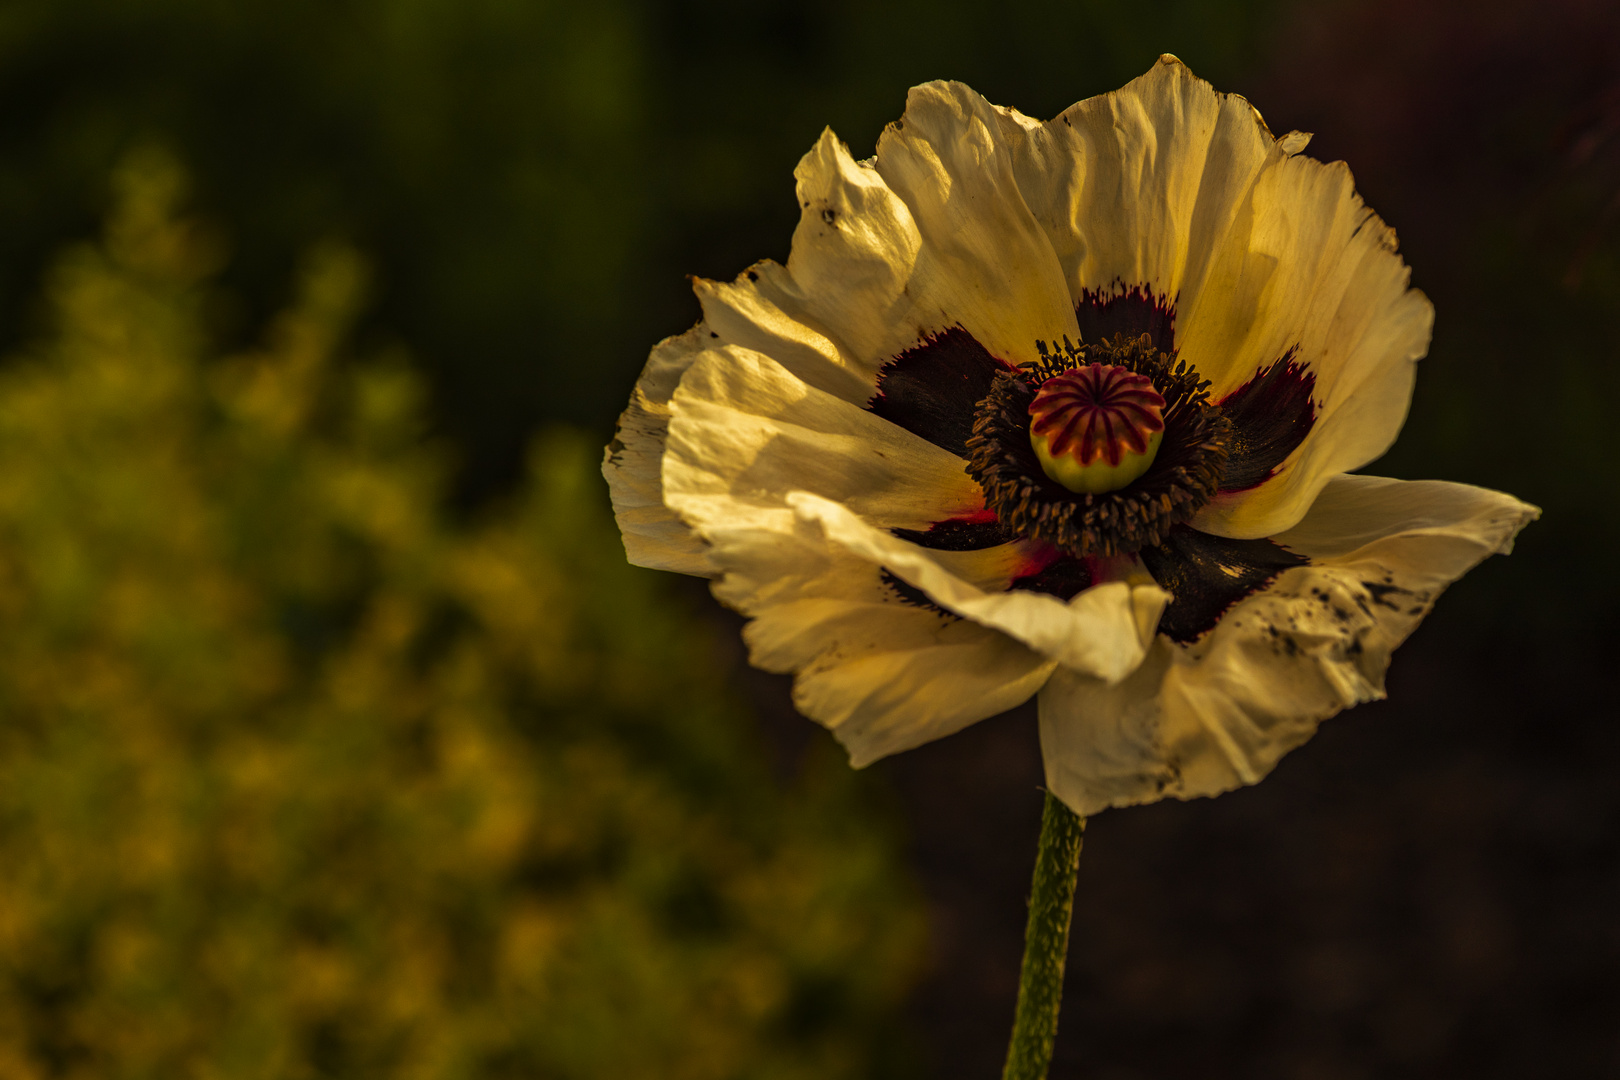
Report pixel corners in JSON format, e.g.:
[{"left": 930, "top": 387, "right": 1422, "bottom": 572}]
[
  {"left": 1039, "top": 474, "right": 1539, "bottom": 816},
  {"left": 601, "top": 324, "right": 714, "bottom": 576},
  {"left": 783, "top": 130, "right": 924, "bottom": 370},
  {"left": 788, "top": 492, "right": 1167, "bottom": 683},
  {"left": 689, "top": 128, "right": 930, "bottom": 400},
  {"left": 692, "top": 263, "right": 877, "bottom": 406},
  {"left": 1008, "top": 54, "right": 1279, "bottom": 325},
  {"left": 1187, "top": 165, "right": 1432, "bottom": 538},
  {"left": 701, "top": 514, "right": 1056, "bottom": 766},
  {"left": 871, "top": 81, "right": 1080, "bottom": 366},
  {"left": 661, "top": 343, "right": 986, "bottom": 531},
  {"left": 694, "top": 100, "right": 1083, "bottom": 405},
  {"left": 1009, "top": 56, "right": 1429, "bottom": 539},
  {"left": 1267, "top": 474, "right": 1539, "bottom": 559}
]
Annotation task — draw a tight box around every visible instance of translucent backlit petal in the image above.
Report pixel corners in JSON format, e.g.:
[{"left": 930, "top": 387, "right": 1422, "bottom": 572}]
[
  {"left": 602, "top": 325, "right": 715, "bottom": 575},
  {"left": 663, "top": 344, "right": 986, "bottom": 531},
  {"left": 872, "top": 81, "right": 1080, "bottom": 367},
  {"left": 701, "top": 515, "right": 1056, "bottom": 766}
]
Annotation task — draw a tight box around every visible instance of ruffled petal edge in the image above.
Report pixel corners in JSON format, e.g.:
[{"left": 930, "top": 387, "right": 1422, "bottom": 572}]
[{"left": 1039, "top": 474, "right": 1539, "bottom": 815}]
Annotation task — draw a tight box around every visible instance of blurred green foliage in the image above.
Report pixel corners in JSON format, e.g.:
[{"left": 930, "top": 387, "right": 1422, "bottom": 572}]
[{"left": 0, "top": 152, "right": 923, "bottom": 1079}]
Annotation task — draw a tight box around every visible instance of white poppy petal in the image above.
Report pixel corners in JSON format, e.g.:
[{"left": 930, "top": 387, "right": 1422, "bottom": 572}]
[
  {"left": 692, "top": 110, "right": 1079, "bottom": 401},
  {"left": 1008, "top": 54, "right": 1279, "bottom": 321},
  {"left": 688, "top": 129, "right": 931, "bottom": 398},
  {"left": 701, "top": 514, "right": 1056, "bottom": 766},
  {"left": 692, "top": 265, "right": 877, "bottom": 405},
  {"left": 601, "top": 325, "right": 715, "bottom": 575},
  {"left": 661, "top": 343, "right": 986, "bottom": 531},
  {"left": 1036, "top": 643, "right": 1180, "bottom": 814},
  {"left": 1039, "top": 474, "right": 1539, "bottom": 815},
  {"left": 872, "top": 81, "right": 1080, "bottom": 367},
  {"left": 784, "top": 129, "right": 927, "bottom": 372},
  {"left": 787, "top": 492, "right": 1167, "bottom": 683},
  {"left": 1187, "top": 166, "right": 1432, "bottom": 538}
]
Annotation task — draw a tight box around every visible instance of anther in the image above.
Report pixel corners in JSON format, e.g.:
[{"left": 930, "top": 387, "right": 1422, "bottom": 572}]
[{"left": 1028, "top": 364, "right": 1165, "bottom": 494}]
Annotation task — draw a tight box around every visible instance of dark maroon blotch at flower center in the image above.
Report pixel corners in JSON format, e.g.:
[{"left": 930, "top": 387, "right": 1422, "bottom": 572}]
[{"left": 1029, "top": 364, "right": 1166, "bottom": 467}]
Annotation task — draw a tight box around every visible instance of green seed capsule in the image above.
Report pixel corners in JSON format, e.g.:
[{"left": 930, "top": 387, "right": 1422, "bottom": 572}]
[{"left": 1027, "top": 363, "right": 1166, "bottom": 495}]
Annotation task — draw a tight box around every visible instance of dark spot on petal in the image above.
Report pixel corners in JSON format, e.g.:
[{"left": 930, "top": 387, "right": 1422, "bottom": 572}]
[
  {"left": 1076, "top": 283, "right": 1176, "bottom": 353},
  {"left": 746, "top": 269, "right": 759, "bottom": 283},
  {"left": 891, "top": 516, "right": 1015, "bottom": 551},
  {"left": 1141, "top": 525, "right": 1309, "bottom": 643},
  {"left": 868, "top": 326, "right": 1012, "bottom": 457},
  {"left": 821, "top": 208, "right": 837, "bottom": 225},
  {"left": 1217, "top": 350, "right": 1316, "bottom": 491},
  {"left": 880, "top": 569, "right": 958, "bottom": 619},
  {"left": 1360, "top": 580, "right": 1410, "bottom": 610},
  {"left": 1149, "top": 758, "right": 1184, "bottom": 793},
  {"left": 1007, "top": 555, "right": 1093, "bottom": 601}
]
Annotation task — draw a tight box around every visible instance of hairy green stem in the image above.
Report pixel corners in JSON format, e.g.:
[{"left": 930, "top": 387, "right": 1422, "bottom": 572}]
[{"left": 1001, "top": 792, "right": 1086, "bottom": 1080}]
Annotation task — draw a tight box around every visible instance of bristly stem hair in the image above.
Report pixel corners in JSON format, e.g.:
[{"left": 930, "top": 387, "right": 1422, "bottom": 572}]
[{"left": 1001, "top": 792, "right": 1086, "bottom": 1080}]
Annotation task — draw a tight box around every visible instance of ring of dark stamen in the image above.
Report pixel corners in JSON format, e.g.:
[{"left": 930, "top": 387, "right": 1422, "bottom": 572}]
[{"left": 964, "top": 333, "right": 1232, "bottom": 558}]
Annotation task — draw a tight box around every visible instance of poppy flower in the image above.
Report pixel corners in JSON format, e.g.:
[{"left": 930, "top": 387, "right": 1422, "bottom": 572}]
[{"left": 604, "top": 56, "right": 1538, "bottom": 815}]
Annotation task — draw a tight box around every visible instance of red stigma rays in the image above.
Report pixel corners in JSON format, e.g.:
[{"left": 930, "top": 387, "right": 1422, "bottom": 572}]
[{"left": 1029, "top": 364, "right": 1166, "bottom": 468}]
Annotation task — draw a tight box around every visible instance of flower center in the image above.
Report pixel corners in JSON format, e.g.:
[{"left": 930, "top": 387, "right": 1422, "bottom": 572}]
[
  {"left": 1028, "top": 364, "right": 1165, "bottom": 494},
  {"left": 963, "top": 333, "right": 1233, "bottom": 557}
]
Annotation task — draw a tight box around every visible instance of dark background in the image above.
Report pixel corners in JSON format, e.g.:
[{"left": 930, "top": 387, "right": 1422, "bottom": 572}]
[{"left": 0, "top": 0, "right": 1615, "bottom": 1076}]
